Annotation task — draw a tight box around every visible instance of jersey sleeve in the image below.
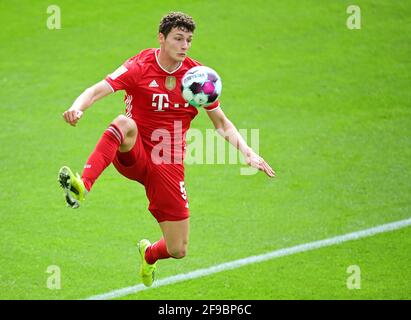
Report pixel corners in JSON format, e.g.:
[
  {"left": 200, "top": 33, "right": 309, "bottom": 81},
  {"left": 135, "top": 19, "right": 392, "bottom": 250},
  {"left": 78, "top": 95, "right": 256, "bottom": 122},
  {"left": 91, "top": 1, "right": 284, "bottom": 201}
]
[
  {"left": 104, "top": 58, "right": 139, "bottom": 92},
  {"left": 204, "top": 100, "right": 221, "bottom": 112}
]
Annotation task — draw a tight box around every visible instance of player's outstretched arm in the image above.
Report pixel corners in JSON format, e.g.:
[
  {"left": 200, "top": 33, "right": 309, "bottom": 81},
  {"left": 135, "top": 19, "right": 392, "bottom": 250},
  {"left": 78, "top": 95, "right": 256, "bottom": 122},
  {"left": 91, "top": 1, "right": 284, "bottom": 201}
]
[
  {"left": 206, "top": 108, "right": 276, "bottom": 177},
  {"left": 62, "top": 80, "right": 113, "bottom": 126}
]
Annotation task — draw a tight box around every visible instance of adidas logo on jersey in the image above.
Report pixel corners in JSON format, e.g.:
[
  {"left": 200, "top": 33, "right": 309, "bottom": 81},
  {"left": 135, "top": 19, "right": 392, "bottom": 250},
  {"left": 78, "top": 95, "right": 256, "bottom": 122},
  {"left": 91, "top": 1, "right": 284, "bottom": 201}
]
[{"left": 149, "top": 80, "right": 159, "bottom": 88}]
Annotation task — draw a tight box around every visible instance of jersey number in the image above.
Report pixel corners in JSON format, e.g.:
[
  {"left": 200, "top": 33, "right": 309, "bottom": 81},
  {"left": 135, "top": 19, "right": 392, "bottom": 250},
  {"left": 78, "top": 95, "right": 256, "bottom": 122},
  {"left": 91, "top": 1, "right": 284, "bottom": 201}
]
[{"left": 179, "top": 181, "right": 187, "bottom": 200}]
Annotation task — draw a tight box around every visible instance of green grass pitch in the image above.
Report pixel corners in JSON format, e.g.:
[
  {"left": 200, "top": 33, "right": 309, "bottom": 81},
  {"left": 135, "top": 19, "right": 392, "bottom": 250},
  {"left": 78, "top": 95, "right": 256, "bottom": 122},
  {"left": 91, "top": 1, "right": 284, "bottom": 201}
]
[{"left": 0, "top": 0, "right": 410, "bottom": 299}]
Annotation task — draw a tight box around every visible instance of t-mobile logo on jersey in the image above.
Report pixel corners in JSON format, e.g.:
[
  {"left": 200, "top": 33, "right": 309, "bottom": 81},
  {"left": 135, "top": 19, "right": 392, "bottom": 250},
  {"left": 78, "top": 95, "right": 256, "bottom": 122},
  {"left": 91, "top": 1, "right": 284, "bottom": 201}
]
[{"left": 152, "top": 94, "right": 189, "bottom": 112}]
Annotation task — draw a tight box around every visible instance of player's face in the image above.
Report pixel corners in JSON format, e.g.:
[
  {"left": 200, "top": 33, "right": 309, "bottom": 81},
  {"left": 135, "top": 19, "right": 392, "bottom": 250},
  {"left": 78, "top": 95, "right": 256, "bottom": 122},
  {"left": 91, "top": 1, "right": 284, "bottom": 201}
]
[{"left": 159, "top": 28, "right": 193, "bottom": 63}]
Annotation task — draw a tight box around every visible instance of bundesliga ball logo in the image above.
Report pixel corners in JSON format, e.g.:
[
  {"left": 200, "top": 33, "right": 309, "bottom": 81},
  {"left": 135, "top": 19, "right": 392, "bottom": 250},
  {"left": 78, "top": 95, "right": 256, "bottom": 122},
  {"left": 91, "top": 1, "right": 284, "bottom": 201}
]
[{"left": 181, "top": 66, "right": 222, "bottom": 108}]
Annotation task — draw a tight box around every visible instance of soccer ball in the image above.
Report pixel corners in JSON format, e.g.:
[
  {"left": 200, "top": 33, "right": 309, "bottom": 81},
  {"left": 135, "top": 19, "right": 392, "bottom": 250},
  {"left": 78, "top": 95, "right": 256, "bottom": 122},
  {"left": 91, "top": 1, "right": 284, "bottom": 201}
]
[{"left": 181, "top": 66, "right": 222, "bottom": 108}]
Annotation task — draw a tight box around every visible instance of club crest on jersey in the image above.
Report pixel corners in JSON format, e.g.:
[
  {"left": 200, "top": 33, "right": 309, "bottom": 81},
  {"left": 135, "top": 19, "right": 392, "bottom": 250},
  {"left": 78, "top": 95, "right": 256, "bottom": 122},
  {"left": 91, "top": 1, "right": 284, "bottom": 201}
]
[{"left": 165, "top": 76, "right": 176, "bottom": 90}]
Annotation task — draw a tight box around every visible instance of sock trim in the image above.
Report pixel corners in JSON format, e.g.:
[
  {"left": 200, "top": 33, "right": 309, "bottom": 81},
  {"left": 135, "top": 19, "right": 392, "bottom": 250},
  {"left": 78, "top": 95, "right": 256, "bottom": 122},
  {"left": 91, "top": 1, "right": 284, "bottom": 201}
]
[{"left": 107, "top": 124, "right": 124, "bottom": 144}]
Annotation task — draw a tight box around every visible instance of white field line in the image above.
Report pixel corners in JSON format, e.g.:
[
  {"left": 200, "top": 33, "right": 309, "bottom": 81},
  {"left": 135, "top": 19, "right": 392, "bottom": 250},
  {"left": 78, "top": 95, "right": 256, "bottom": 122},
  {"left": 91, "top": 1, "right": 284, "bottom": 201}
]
[{"left": 86, "top": 217, "right": 411, "bottom": 300}]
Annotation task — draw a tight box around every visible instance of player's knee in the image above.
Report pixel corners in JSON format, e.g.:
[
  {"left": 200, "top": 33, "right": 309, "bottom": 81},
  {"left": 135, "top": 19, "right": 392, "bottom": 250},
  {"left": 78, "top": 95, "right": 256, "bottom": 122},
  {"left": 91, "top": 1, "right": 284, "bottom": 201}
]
[
  {"left": 171, "top": 249, "right": 187, "bottom": 259},
  {"left": 113, "top": 115, "right": 137, "bottom": 137},
  {"left": 168, "top": 243, "right": 188, "bottom": 259}
]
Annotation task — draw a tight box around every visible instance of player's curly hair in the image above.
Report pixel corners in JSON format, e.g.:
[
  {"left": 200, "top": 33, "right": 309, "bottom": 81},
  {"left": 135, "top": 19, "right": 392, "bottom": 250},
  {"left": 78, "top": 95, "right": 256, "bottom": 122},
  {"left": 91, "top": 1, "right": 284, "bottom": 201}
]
[{"left": 159, "top": 12, "right": 196, "bottom": 38}]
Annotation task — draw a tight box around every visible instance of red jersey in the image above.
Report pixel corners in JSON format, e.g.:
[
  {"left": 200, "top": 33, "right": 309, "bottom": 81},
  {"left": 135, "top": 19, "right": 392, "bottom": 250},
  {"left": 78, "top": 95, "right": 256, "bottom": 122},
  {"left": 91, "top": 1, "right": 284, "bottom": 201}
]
[{"left": 104, "top": 48, "right": 220, "bottom": 164}]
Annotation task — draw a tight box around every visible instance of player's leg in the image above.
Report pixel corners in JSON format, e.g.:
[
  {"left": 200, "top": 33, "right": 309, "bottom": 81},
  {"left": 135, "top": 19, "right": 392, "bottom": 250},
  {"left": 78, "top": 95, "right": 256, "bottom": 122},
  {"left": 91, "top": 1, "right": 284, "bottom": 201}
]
[
  {"left": 82, "top": 114, "right": 137, "bottom": 190},
  {"left": 159, "top": 218, "right": 190, "bottom": 258},
  {"left": 143, "top": 218, "right": 190, "bottom": 263},
  {"left": 137, "top": 164, "right": 189, "bottom": 286},
  {"left": 58, "top": 115, "right": 137, "bottom": 208},
  {"left": 138, "top": 218, "right": 189, "bottom": 287}
]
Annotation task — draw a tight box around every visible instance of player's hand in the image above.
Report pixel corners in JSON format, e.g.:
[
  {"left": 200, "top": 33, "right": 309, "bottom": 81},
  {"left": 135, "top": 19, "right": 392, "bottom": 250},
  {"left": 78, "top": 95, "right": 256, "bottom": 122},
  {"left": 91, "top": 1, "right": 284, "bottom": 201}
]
[
  {"left": 244, "top": 149, "right": 276, "bottom": 178},
  {"left": 62, "top": 109, "right": 83, "bottom": 127}
]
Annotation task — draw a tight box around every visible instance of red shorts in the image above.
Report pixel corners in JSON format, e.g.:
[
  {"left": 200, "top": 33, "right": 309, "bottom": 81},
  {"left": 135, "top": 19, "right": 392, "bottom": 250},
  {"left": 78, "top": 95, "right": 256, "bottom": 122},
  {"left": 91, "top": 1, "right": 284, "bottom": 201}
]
[{"left": 112, "top": 133, "right": 189, "bottom": 223}]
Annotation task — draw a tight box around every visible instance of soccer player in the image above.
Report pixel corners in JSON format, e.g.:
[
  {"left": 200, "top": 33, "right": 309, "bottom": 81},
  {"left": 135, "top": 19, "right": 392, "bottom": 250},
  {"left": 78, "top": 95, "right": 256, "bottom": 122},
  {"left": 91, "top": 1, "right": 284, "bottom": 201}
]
[{"left": 59, "top": 12, "right": 275, "bottom": 287}]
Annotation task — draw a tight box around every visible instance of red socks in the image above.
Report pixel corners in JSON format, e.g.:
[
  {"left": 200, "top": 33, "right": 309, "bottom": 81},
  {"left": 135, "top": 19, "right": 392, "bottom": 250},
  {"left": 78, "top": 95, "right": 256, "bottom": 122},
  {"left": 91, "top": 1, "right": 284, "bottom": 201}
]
[
  {"left": 145, "top": 238, "right": 171, "bottom": 265},
  {"left": 82, "top": 124, "right": 124, "bottom": 191}
]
